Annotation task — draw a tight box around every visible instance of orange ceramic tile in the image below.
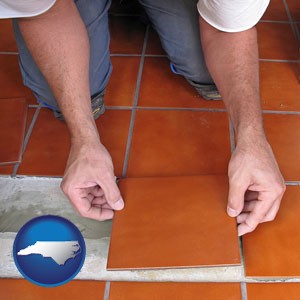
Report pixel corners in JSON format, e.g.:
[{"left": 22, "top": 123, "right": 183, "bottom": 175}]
[
  {"left": 109, "top": 282, "right": 242, "bottom": 300},
  {"left": 18, "top": 108, "right": 130, "bottom": 177},
  {"left": 243, "top": 186, "right": 300, "bottom": 277},
  {"left": 286, "top": 0, "right": 300, "bottom": 21},
  {"left": 257, "top": 23, "right": 298, "bottom": 60},
  {"left": 0, "top": 55, "right": 36, "bottom": 104},
  {"left": 0, "top": 19, "right": 18, "bottom": 52},
  {"left": 0, "top": 279, "right": 106, "bottom": 300},
  {"left": 146, "top": 28, "right": 165, "bottom": 55},
  {"left": 0, "top": 164, "right": 14, "bottom": 175},
  {"left": 105, "top": 56, "right": 140, "bottom": 106},
  {"left": 261, "top": 0, "right": 288, "bottom": 21},
  {"left": 109, "top": 16, "right": 146, "bottom": 54},
  {"left": 260, "top": 62, "right": 300, "bottom": 111},
  {"left": 95, "top": 109, "right": 131, "bottom": 177},
  {"left": 247, "top": 283, "right": 300, "bottom": 300},
  {"left": 107, "top": 175, "right": 240, "bottom": 270},
  {"left": 264, "top": 114, "right": 300, "bottom": 181},
  {"left": 138, "top": 58, "right": 224, "bottom": 109},
  {"left": 0, "top": 98, "right": 27, "bottom": 164},
  {"left": 127, "top": 110, "right": 230, "bottom": 177}
]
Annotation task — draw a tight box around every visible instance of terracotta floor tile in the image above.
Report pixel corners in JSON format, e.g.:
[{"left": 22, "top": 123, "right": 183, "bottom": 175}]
[
  {"left": 257, "top": 23, "right": 298, "bottom": 60},
  {"left": 0, "top": 279, "right": 105, "bottom": 300},
  {"left": 243, "top": 186, "right": 300, "bottom": 277},
  {"left": 95, "top": 109, "right": 131, "bottom": 177},
  {"left": 0, "top": 55, "right": 36, "bottom": 104},
  {"left": 247, "top": 283, "right": 300, "bottom": 299},
  {"left": 107, "top": 175, "right": 240, "bottom": 270},
  {"left": 261, "top": 0, "right": 288, "bottom": 21},
  {"left": 260, "top": 62, "right": 300, "bottom": 111},
  {"left": 0, "top": 164, "right": 14, "bottom": 175},
  {"left": 18, "top": 108, "right": 130, "bottom": 177},
  {"left": 109, "top": 282, "right": 242, "bottom": 300},
  {"left": 138, "top": 58, "right": 225, "bottom": 109},
  {"left": 264, "top": 114, "right": 300, "bottom": 181},
  {"left": 106, "top": 57, "right": 140, "bottom": 106},
  {"left": 286, "top": 0, "right": 300, "bottom": 21},
  {"left": 0, "top": 19, "right": 18, "bottom": 52},
  {"left": 146, "top": 28, "right": 165, "bottom": 55},
  {"left": 0, "top": 98, "right": 27, "bottom": 164},
  {"left": 127, "top": 110, "right": 230, "bottom": 177},
  {"left": 109, "top": 16, "right": 146, "bottom": 54}
]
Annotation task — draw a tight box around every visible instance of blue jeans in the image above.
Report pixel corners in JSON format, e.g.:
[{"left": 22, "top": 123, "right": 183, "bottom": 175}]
[{"left": 13, "top": 0, "right": 213, "bottom": 111}]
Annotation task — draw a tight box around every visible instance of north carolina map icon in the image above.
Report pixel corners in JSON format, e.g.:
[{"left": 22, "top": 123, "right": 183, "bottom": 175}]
[{"left": 17, "top": 241, "right": 81, "bottom": 265}]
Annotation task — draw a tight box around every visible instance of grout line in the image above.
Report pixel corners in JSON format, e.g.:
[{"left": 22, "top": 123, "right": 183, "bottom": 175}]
[
  {"left": 0, "top": 51, "right": 18, "bottom": 55},
  {"left": 239, "top": 236, "right": 246, "bottom": 278},
  {"left": 259, "top": 20, "right": 293, "bottom": 24},
  {"left": 121, "top": 25, "right": 150, "bottom": 177},
  {"left": 103, "top": 281, "right": 111, "bottom": 300},
  {"left": 28, "top": 104, "right": 39, "bottom": 108},
  {"left": 12, "top": 104, "right": 42, "bottom": 177},
  {"left": 282, "top": 0, "right": 300, "bottom": 42},
  {"left": 259, "top": 58, "right": 300, "bottom": 63},
  {"left": 262, "top": 110, "right": 300, "bottom": 115},
  {"left": 285, "top": 181, "right": 300, "bottom": 186},
  {"left": 229, "top": 120, "right": 236, "bottom": 153},
  {"left": 110, "top": 53, "right": 167, "bottom": 58},
  {"left": 106, "top": 106, "right": 133, "bottom": 110},
  {"left": 136, "top": 106, "right": 227, "bottom": 112},
  {"left": 241, "top": 282, "right": 248, "bottom": 300}
]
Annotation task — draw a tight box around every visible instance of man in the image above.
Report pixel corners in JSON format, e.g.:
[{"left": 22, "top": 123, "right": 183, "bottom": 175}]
[{"left": 1, "top": 0, "right": 285, "bottom": 236}]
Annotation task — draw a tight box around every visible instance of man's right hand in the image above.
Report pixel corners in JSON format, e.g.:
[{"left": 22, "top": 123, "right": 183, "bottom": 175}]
[{"left": 61, "top": 141, "right": 124, "bottom": 221}]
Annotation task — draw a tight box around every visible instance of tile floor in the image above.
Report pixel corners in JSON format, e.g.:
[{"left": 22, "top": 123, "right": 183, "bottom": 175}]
[{"left": 0, "top": 0, "right": 300, "bottom": 298}]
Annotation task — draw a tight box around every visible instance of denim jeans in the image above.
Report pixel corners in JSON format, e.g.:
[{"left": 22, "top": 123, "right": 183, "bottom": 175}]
[{"left": 13, "top": 0, "right": 213, "bottom": 111}]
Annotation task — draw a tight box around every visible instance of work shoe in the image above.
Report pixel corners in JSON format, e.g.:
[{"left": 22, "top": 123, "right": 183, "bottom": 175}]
[
  {"left": 53, "top": 93, "right": 106, "bottom": 121},
  {"left": 193, "top": 83, "right": 222, "bottom": 101}
]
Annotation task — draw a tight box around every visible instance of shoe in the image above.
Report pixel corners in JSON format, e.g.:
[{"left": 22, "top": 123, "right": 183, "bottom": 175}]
[
  {"left": 193, "top": 83, "right": 222, "bottom": 101},
  {"left": 53, "top": 93, "right": 106, "bottom": 121}
]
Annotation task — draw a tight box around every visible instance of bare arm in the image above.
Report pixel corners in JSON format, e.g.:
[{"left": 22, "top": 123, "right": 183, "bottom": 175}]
[
  {"left": 199, "top": 18, "right": 285, "bottom": 236},
  {"left": 18, "top": 0, "right": 124, "bottom": 220}
]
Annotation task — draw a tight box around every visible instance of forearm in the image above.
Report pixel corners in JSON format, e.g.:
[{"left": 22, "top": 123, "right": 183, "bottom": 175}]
[
  {"left": 18, "top": 0, "right": 99, "bottom": 146},
  {"left": 199, "top": 18, "right": 264, "bottom": 142}
]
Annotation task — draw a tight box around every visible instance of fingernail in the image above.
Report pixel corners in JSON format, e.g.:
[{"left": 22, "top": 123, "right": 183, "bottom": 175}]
[
  {"left": 227, "top": 207, "right": 238, "bottom": 217},
  {"left": 114, "top": 198, "right": 124, "bottom": 210}
]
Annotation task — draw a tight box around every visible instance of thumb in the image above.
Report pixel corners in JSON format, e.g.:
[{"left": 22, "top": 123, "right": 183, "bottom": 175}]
[
  {"left": 227, "top": 181, "right": 247, "bottom": 217},
  {"left": 98, "top": 176, "right": 124, "bottom": 211}
]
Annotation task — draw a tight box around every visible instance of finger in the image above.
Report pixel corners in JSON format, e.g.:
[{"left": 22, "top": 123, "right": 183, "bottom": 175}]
[
  {"left": 86, "top": 206, "right": 114, "bottom": 221},
  {"left": 237, "top": 213, "right": 248, "bottom": 224},
  {"left": 227, "top": 180, "right": 249, "bottom": 217},
  {"left": 242, "top": 200, "right": 258, "bottom": 212},
  {"left": 89, "top": 185, "right": 105, "bottom": 197},
  {"left": 238, "top": 222, "right": 257, "bottom": 236},
  {"left": 91, "top": 197, "right": 107, "bottom": 206},
  {"left": 98, "top": 175, "right": 124, "bottom": 211},
  {"left": 262, "top": 200, "right": 281, "bottom": 223},
  {"left": 245, "top": 190, "right": 259, "bottom": 202}
]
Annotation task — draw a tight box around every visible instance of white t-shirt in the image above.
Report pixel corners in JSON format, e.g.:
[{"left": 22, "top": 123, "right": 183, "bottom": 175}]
[
  {"left": 0, "top": 0, "right": 56, "bottom": 18},
  {"left": 0, "top": 0, "right": 269, "bottom": 33},
  {"left": 197, "top": 0, "right": 269, "bottom": 32}
]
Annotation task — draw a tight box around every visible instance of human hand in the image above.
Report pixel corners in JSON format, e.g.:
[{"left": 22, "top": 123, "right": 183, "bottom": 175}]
[
  {"left": 61, "top": 141, "right": 124, "bottom": 221},
  {"left": 227, "top": 135, "right": 286, "bottom": 236}
]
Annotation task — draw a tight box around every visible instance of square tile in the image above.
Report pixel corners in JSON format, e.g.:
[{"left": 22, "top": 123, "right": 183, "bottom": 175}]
[
  {"left": 286, "top": 0, "right": 300, "bottom": 21},
  {"left": 264, "top": 114, "right": 300, "bottom": 181},
  {"left": 257, "top": 23, "right": 298, "bottom": 60},
  {"left": 138, "top": 58, "right": 225, "bottom": 109},
  {"left": 0, "top": 279, "right": 106, "bottom": 300},
  {"left": 109, "top": 282, "right": 242, "bottom": 300},
  {"left": 107, "top": 175, "right": 240, "bottom": 270},
  {"left": 106, "top": 56, "right": 140, "bottom": 106},
  {"left": 0, "top": 55, "right": 37, "bottom": 104},
  {"left": 243, "top": 186, "right": 300, "bottom": 277},
  {"left": 0, "top": 164, "right": 14, "bottom": 175},
  {"left": 0, "top": 19, "right": 18, "bottom": 52},
  {"left": 146, "top": 28, "right": 165, "bottom": 55},
  {"left": 18, "top": 108, "right": 131, "bottom": 177},
  {"left": 0, "top": 98, "right": 27, "bottom": 164},
  {"left": 247, "top": 283, "right": 300, "bottom": 300},
  {"left": 127, "top": 110, "right": 231, "bottom": 177},
  {"left": 261, "top": 0, "right": 288, "bottom": 21},
  {"left": 260, "top": 62, "right": 300, "bottom": 111},
  {"left": 109, "top": 16, "right": 146, "bottom": 54}
]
